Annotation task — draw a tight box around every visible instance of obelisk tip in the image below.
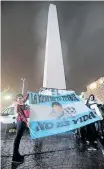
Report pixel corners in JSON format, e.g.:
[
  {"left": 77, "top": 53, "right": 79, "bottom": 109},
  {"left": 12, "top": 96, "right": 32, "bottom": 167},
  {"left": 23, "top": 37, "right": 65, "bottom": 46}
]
[{"left": 49, "top": 3, "right": 56, "bottom": 8}]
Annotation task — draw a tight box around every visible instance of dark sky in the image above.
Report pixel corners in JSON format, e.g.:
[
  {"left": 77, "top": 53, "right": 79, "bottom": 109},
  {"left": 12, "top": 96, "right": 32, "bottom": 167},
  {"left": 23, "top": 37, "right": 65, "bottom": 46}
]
[{"left": 1, "top": 1, "right": 104, "bottom": 94}]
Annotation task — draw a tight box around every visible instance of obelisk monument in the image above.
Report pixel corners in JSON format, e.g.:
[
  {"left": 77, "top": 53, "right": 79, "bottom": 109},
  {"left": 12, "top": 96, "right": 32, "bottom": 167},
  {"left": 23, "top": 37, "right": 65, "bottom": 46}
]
[{"left": 43, "top": 4, "right": 66, "bottom": 90}]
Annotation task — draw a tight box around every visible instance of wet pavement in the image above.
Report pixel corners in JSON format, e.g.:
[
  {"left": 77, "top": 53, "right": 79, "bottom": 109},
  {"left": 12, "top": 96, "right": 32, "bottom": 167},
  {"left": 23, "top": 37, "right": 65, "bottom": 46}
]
[{"left": 1, "top": 132, "right": 104, "bottom": 169}]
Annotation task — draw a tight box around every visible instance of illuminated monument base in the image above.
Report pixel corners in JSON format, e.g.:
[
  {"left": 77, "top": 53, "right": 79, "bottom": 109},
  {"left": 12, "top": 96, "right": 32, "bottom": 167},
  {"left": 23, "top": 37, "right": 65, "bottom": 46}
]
[{"left": 43, "top": 4, "right": 66, "bottom": 90}]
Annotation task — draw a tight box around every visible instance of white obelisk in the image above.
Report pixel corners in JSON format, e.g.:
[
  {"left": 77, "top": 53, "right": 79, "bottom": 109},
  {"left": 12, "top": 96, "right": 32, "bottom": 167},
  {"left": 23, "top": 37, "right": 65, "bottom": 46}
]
[{"left": 43, "top": 4, "right": 66, "bottom": 90}]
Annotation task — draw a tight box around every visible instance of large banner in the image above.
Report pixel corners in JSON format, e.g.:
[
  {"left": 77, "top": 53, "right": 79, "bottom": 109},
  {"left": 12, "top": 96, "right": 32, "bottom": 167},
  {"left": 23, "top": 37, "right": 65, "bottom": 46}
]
[{"left": 29, "top": 91, "right": 100, "bottom": 139}]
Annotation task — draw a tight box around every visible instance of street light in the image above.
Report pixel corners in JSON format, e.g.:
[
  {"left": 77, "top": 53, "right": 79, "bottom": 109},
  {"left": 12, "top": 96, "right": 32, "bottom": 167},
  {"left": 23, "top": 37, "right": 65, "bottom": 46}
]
[{"left": 21, "top": 78, "right": 26, "bottom": 95}]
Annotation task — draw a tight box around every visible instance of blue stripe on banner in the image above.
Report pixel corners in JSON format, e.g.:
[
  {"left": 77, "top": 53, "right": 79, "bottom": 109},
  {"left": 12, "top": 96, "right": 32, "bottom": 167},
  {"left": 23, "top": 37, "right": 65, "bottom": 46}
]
[{"left": 29, "top": 111, "right": 100, "bottom": 139}]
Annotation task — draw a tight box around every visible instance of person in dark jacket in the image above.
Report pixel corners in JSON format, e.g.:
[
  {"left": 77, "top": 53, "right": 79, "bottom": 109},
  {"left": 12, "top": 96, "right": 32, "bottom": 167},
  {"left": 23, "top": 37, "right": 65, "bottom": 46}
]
[
  {"left": 80, "top": 94, "right": 99, "bottom": 148},
  {"left": 12, "top": 93, "right": 29, "bottom": 163},
  {"left": 85, "top": 94, "right": 98, "bottom": 150}
]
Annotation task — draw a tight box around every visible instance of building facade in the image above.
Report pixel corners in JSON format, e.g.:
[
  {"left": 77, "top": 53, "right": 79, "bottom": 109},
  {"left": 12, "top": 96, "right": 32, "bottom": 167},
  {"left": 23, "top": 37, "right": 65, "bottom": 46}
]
[{"left": 85, "top": 77, "right": 104, "bottom": 102}]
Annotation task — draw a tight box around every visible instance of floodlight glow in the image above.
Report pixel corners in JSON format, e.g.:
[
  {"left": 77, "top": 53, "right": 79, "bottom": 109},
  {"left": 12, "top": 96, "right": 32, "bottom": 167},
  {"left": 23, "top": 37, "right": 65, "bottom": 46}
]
[
  {"left": 99, "top": 79, "right": 103, "bottom": 84},
  {"left": 89, "top": 83, "right": 97, "bottom": 90},
  {"left": 4, "top": 95, "right": 12, "bottom": 100}
]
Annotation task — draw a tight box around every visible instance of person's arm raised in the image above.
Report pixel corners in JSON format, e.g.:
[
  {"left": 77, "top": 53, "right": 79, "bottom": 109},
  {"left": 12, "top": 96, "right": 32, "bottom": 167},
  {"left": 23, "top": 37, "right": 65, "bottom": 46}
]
[{"left": 23, "top": 92, "right": 29, "bottom": 103}]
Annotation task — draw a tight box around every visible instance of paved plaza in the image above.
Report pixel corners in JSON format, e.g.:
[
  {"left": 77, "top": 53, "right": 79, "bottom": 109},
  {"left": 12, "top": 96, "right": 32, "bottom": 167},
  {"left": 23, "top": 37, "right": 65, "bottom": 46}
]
[{"left": 1, "top": 132, "right": 104, "bottom": 169}]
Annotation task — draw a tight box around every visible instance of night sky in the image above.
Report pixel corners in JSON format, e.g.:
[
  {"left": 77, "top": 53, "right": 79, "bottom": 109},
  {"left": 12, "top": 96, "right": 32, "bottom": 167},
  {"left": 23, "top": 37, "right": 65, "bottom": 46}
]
[{"left": 1, "top": 1, "right": 104, "bottom": 95}]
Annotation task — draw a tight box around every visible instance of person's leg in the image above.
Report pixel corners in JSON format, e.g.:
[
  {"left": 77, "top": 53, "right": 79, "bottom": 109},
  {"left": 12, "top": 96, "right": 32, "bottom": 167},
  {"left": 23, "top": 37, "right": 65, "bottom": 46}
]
[
  {"left": 86, "top": 123, "right": 98, "bottom": 150},
  {"left": 12, "top": 121, "right": 26, "bottom": 161},
  {"left": 86, "top": 123, "right": 97, "bottom": 144},
  {"left": 80, "top": 127, "right": 87, "bottom": 143},
  {"left": 101, "top": 120, "right": 104, "bottom": 135}
]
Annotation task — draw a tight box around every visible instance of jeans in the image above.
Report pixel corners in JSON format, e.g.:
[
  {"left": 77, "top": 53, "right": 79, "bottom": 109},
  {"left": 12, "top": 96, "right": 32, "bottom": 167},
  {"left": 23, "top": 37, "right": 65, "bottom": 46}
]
[
  {"left": 80, "top": 126, "right": 87, "bottom": 142},
  {"left": 13, "top": 121, "right": 27, "bottom": 156},
  {"left": 86, "top": 123, "right": 97, "bottom": 144}
]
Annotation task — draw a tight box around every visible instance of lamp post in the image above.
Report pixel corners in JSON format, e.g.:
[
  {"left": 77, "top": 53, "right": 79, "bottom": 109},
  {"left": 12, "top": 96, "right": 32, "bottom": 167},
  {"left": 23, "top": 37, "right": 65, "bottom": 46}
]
[{"left": 21, "top": 78, "right": 25, "bottom": 95}]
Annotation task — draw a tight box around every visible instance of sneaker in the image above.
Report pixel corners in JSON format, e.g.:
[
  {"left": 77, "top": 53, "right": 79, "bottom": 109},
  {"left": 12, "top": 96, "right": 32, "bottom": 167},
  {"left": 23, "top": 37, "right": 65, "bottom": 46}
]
[
  {"left": 12, "top": 129, "right": 15, "bottom": 133},
  {"left": 9, "top": 129, "right": 12, "bottom": 133},
  {"left": 12, "top": 154, "right": 24, "bottom": 163},
  {"left": 12, "top": 157, "right": 24, "bottom": 163},
  {"left": 86, "top": 140, "right": 90, "bottom": 145},
  {"left": 17, "top": 154, "right": 24, "bottom": 160},
  {"left": 94, "top": 141, "right": 98, "bottom": 145},
  {"left": 87, "top": 146, "right": 97, "bottom": 151},
  {"left": 93, "top": 141, "right": 98, "bottom": 150},
  {"left": 87, "top": 143, "right": 98, "bottom": 151}
]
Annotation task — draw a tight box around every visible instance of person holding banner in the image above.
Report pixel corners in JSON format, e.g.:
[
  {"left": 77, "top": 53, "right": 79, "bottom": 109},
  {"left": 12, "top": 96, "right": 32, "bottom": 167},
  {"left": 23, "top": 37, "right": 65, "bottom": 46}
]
[
  {"left": 12, "top": 93, "right": 29, "bottom": 163},
  {"left": 98, "top": 104, "right": 104, "bottom": 137},
  {"left": 86, "top": 94, "right": 103, "bottom": 120},
  {"left": 85, "top": 94, "right": 103, "bottom": 150},
  {"left": 87, "top": 94, "right": 103, "bottom": 133}
]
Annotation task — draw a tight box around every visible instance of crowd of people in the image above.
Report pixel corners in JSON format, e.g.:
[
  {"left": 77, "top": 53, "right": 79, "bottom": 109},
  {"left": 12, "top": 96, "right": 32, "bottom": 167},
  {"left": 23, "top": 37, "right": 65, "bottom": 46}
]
[{"left": 11, "top": 91, "right": 104, "bottom": 163}]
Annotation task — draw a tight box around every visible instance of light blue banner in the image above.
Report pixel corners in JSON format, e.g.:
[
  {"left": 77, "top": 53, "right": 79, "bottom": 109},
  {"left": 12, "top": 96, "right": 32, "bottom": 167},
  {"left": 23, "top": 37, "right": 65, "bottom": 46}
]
[{"left": 29, "top": 111, "right": 100, "bottom": 139}]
